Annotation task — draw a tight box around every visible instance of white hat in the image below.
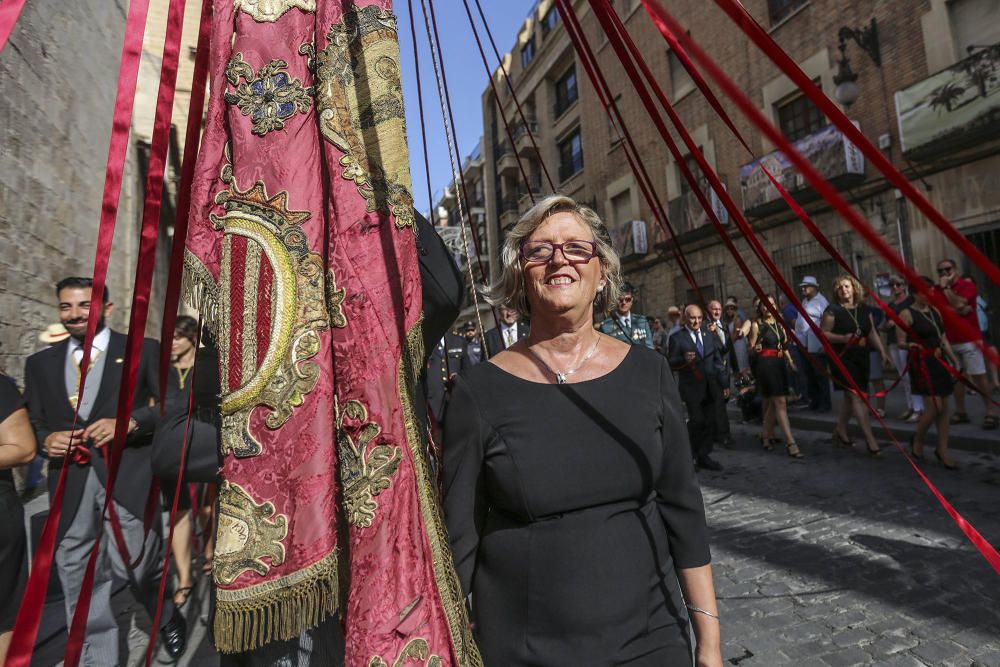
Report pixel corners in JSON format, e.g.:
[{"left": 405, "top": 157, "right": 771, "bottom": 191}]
[
  {"left": 39, "top": 323, "right": 70, "bottom": 345},
  {"left": 799, "top": 276, "right": 820, "bottom": 288}
]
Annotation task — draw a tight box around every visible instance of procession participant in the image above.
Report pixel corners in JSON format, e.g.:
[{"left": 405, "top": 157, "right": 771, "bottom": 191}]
[
  {"left": 0, "top": 372, "right": 34, "bottom": 665},
  {"left": 822, "top": 275, "right": 892, "bottom": 458},
  {"left": 445, "top": 195, "right": 722, "bottom": 667},
  {"left": 669, "top": 304, "right": 730, "bottom": 472},
  {"left": 425, "top": 330, "right": 467, "bottom": 425},
  {"left": 882, "top": 276, "right": 923, "bottom": 422},
  {"left": 23, "top": 278, "right": 186, "bottom": 664},
  {"left": 897, "top": 277, "right": 960, "bottom": 469},
  {"left": 932, "top": 259, "right": 997, "bottom": 430},
  {"left": 797, "top": 276, "right": 832, "bottom": 412},
  {"left": 598, "top": 282, "right": 655, "bottom": 348},
  {"left": 484, "top": 304, "right": 529, "bottom": 357},
  {"left": 706, "top": 299, "right": 732, "bottom": 447},
  {"left": 749, "top": 295, "right": 801, "bottom": 458},
  {"left": 460, "top": 320, "right": 485, "bottom": 368}
]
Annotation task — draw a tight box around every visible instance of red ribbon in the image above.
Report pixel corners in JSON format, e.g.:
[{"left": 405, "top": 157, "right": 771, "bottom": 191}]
[
  {"left": 5, "top": 0, "right": 155, "bottom": 663},
  {"left": 600, "top": 0, "right": 1000, "bottom": 575},
  {"left": 0, "top": 0, "right": 27, "bottom": 55},
  {"left": 757, "top": 349, "right": 783, "bottom": 358}
]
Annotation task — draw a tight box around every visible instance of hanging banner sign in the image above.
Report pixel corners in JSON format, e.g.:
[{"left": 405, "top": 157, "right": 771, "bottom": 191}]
[
  {"left": 739, "top": 122, "right": 865, "bottom": 214},
  {"left": 896, "top": 44, "right": 1000, "bottom": 159}
]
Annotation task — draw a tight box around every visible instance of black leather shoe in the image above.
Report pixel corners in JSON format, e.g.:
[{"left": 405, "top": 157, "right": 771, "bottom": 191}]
[
  {"left": 696, "top": 456, "right": 723, "bottom": 472},
  {"left": 161, "top": 609, "right": 187, "bottom": 660}
]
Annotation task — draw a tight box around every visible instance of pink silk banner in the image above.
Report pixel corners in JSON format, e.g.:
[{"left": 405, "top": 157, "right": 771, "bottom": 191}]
[{"left": 184, "top": 1, "right": 480, "bottom": 663}]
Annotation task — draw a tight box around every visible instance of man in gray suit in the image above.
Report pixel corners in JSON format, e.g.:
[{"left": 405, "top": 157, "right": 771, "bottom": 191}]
[{"left": 23, "top": 278, "right": 186, "bottom": 664}]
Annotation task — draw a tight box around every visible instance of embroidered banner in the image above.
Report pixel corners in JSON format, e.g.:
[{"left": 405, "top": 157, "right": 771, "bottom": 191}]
[{"left": 184, "top": 1, "right": 480, "bottom": 662}]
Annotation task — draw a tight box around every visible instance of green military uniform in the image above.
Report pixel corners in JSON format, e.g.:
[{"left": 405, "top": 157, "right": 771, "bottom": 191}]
[{"left": 598, "top": 312, "right": 655, "bottom": 349}]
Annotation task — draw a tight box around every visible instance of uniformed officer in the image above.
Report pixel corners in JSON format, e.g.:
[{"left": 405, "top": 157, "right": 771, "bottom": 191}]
[
  {"left": 598, "top": 283, "right": 654, "bottom": 349},
  {"left": 459, "top": 320, "right": 485, "bottom": 368},
  {"left": 425, "top": 331, "right": 467, "bottom": 427}
]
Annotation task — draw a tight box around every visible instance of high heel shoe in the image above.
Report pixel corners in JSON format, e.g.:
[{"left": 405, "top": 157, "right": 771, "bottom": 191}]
[
  {"left": 908, "top": 435, "right": 924, "bottom": 461},
  {"left": 760, "top": 434, "right": 774, "bottom": 451},
  {"left": 786, "top": 441, "right": 803, "bottom": 458},
  {"left": 832, "top": 430, "right": 854, "bottom": 449},
  {"left": 935, "top": 450, "right": 958, "bottom": 470},
  {"left": 866, "top": 442, "right": 883, "bottom": 458}
]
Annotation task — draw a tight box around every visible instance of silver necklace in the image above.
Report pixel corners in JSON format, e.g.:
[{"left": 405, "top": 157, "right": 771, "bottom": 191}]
[{"left": 526, "top": 336, "right": 602, "bottom": 384}]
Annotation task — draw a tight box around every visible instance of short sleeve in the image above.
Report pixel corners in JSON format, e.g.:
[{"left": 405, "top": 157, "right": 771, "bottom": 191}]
[
  {"left": 0, "top": 375, "right": 25, "bottom": 424},
  {"left": 442, "top": 375, "right": 491, "bottom": 595},
  {"left": 656, "top": 359, "right": 712, "bottom": 568}
]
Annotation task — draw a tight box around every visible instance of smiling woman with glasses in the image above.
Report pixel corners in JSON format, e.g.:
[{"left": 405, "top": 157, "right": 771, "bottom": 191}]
[{"left": 442, "top": 194, "right": 722, "bottom": 667}]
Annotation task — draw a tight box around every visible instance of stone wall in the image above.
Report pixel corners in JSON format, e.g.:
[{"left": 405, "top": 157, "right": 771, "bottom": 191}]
[{"left": 0, "top": 0, "right": 171, "bottom": 383}]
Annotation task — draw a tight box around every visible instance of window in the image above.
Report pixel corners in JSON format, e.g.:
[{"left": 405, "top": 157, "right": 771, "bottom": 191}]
[
  {"left": 948, "top": 0, "right": 1000, "bottom": 59},
  {"left": 610, "top": 189, "right": 632, "bottom": 227},
  {"left": 678, "top": 148, "right": 707, "bottom": 202},
  {"left": 521, "top": 36, "right": 535, "bottom": 69},
  {"left": 558, "top": 129, "right": 584, "bottom": 181},
  {"left": 554, "top": 65, "right": 578, "bottom": 117},
  {"left": 607, "top": 95, "right": 622, "bottom": 145},
  {"left": 768, "top": 0, "right": 808, "bottom": 25},
  {"left": 775, "top": 84, "right": 826, "bottom": 142},
  {"left": 541, "top": 7, "right": 559, "bottom": 37},
  {"left": 668, "top": 50, "right": 694, "bottom": 100}
]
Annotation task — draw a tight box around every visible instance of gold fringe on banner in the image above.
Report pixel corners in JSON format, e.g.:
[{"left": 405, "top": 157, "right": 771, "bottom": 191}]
[
  {"left": 181, "top": 248, "right": 221, "bottom": 333},
  {"left": 213, "top": 549, "right": 340, "bottom": 653}
]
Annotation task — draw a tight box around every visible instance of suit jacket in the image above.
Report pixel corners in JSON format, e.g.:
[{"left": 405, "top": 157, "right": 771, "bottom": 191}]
[
  {"left": 667, "top": 326, "right": 729, "bottom": 405},
  {"left": 707, "top": 319, "right": 732, "bottom": 371},
  {"left": 23, "top": 331, "right": 160, "bottom": 537},
  {"left": 425, "top": 333, "right": 467, "bottom": 424},
  {"left": 484, "top": 321, "right": 529, "bottom": 357}
]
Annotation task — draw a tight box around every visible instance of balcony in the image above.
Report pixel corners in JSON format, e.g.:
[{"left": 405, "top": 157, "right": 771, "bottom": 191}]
[
  {"left": 738, "top": 123, "right": 865, "bottom": 216},
  {"left": 511, "top": 118, "right": 540, "bottom": 152},
  {"left": 663, "top": 186, "right": 730, "bottom": 238},
  {"left": 516, "top": 172, "right": 544, "bottom": 203},
  {"left": 494, "top": 141, "right": 520, "bottom": 175},
  {"left": 896, "top": 43, "right": 1000, "bottom": 160},
  {"left": 610, "top": 219, "right": 649, "bottom": 260},
  {"left": 498, "top": 193, "right": 521, "bottom": 227}
]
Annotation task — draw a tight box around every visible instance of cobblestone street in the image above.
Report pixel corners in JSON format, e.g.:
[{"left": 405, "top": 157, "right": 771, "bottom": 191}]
[
  {"left": 28, "top": 418, "right": 1000, "bottom": 667},
  {"left": 705, "top": 421, "right": 1000, "bottom": 666}
]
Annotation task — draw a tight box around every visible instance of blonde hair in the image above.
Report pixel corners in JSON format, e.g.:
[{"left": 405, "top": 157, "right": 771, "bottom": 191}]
[
  {"left": 484, "top": 194, "right": 623, "bottom": 316},
  {"left": 832, "top": 274, "right": 866, "bottom": 305}
]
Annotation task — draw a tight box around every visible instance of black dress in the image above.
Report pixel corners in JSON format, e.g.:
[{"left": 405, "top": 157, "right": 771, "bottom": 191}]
[
  {"left": 754, "top": 321, "right": 789, "bottom": 398},
  {"left": 904, "top": 307, "right": 954, "bottom": 397},
  {"left": 444, "top": 346, "right": 710, "bottom": 666},
  {"left": 825, "top": 303, "right": 872, "bottom": 392},
  {"left": 0, "top": 375, "right": 29, "bottom": 631}
]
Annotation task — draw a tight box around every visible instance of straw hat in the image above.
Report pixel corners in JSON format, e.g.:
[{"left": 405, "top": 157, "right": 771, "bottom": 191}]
[{"left": 39, "top": 323, "right": 70, "bottom": 345}]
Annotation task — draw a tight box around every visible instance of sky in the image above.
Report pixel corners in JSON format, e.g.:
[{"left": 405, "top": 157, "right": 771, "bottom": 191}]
[{"left": 395, "top": 0, "right": 539, "bottom": 216}]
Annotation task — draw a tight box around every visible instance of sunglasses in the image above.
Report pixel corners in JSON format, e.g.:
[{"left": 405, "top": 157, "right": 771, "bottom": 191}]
[
  {"left": 890, "top": 281, "right": 904, "bottom": 287},
  {"left": 619, "top": 296, "right": 633, "bottom": 303},
  {"left": 937, "top": 266, "right": 954, "bottom": 276}
]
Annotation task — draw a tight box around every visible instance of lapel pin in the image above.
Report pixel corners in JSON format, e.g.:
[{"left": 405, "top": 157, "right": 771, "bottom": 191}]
[{"left": 116, "top": 358, "right": 124, "bottom": 363}]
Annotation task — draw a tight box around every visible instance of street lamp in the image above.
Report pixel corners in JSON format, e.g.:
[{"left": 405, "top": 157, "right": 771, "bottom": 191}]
[{"left": 833, "top": 18, "right": 881, "bottom": 107}]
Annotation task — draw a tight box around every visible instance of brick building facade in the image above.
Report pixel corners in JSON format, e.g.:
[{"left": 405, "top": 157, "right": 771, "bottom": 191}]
[{"left": 476, "top": 0, "right": 1000, "bottom": 333}]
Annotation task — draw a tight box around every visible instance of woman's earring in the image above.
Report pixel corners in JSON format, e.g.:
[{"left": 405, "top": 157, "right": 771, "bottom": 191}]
[{"left": 597, "top": 284, "right": 605, "bottom": 293}]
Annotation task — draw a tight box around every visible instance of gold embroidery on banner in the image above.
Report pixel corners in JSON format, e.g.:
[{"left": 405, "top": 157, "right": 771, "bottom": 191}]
[
  {"left": 219, "top": 235, "right": 234, "bottom": 395},
  {"left": 397, "top": 320, "right": 483, "bottom": 666},
  {"left": 234, "top": 0, "right": 316, "bottom": 22},
  {"left": 336, "top": 397, "right": 402, "bottom": 529},
  {"left": 215, "top": 481, "right": 288, "bottom": 585},
  {"left": 368, "top": 638, "right": 443, "bottom": 667},
  {"left": 181, "top": 249, "right": 220, "bottom": 333},
  {"left": 326, "top": 268, "right": 348, "bottom": 328},
  {"left": 305, "top": 5, "right": 415, "bottom": 229},
  {"left": 224, "top": 53, "right": 313, "bottom": 136},
  {"left": 212, "top": 164, "right": 329, "bottom": 458}
]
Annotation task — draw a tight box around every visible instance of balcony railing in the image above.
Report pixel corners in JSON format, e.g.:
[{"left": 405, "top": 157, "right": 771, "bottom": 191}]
[
  {"left": 498, "top": 194, "right": 520, "bottom": 214},
  {"left": 493, "top": 141, "right": 512, "bottom": 158},
  {"left": 517, "top": 173, "right": 544, "bottom": 200},
  {"left": 511, "top": 119, "right": 540, "bottom": 143},
  {"left": 896, "top": 43, "right": 1000, "bottom": 159}
]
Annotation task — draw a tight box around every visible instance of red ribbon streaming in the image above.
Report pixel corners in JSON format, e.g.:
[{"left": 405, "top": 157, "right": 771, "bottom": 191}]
[
  {"left": 5, "top": 0, "right": 156, "bottom": 663},
  {"left": 710, "top": 0, "right": 1000, "bottom": 293},
  {"left": 158, "top": 0, "right": 213, "bottom": 408},
  {"left": 597, "top": 0, "right": 1000, "bottom": 574},
  {"left": 0, "top": 0, "right": 27, "bottom": 55},
  {"left": 64, "top": 0, "right": 188, "bottom": 661}
]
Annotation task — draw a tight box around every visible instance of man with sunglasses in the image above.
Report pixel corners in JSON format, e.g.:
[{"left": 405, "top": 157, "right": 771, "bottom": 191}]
[
  {"left": 598, "top": 282, "right": 655, "bottom": 349},
  {"left": 933, "top": 259, "right": 997, "bottom": 429}
]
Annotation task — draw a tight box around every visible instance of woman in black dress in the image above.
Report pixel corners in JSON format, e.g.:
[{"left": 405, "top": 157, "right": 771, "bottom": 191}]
[
  {"left": 749, "top": 295, "right": 801, "bottom": 458},
  {"left": 896, "top": 278, "right": 960, "bottom": 468},
  {"left": 444, "top": 195, "right": 722, "bottom": 667},
  {"left": 821, "top": 275, "right": 891, "bottom": 457},
  {"left": 0, "top": 373, "right": 36, "bottom": 663}
]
